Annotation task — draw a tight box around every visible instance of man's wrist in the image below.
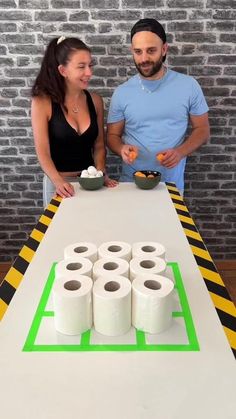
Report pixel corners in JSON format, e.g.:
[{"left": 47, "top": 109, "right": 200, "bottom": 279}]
[{"left": 176, "top": 144, "right": 187, "bottom": 158}]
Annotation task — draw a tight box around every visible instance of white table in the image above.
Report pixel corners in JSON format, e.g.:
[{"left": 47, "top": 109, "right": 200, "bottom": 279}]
[{"left": 0, "top": 183, "right": 235, "bottom": 419}]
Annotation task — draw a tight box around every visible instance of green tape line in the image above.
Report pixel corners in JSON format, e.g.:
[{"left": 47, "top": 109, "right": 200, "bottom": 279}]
[
  {"left": 171, "top": 263, "right": 199, "bottom": 351},
  {"left": 136, "top": 329, "right": 146, "bottom": 347},
  {"left": 26, "top": 343, "right": 196, "bottom": 352},
  {"left": 80, "top": 329, "right": 91, "bottom": 347},
  {"left": 23, "top": 263, "right": 56, "bottom": 351},
  {"left": 23, "top": 262, "right": 199, "bottom": 352}
]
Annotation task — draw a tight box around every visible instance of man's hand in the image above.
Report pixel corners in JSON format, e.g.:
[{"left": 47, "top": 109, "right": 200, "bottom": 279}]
[
  {"left": 121, "top": 145, "right": 139, "bottom": 164},
  {"left": 156, "top": 148, "right": 183, "bottom": 168}
]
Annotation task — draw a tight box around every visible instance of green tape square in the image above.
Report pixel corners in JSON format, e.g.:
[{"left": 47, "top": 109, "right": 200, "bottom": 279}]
[{"left": 23, "top": 262, "right": 199, "bottom": 352}]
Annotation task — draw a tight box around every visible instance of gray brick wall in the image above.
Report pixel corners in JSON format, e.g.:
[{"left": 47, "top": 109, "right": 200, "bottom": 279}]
[{"left": 0, "top": 0, "right": 235, "bottom": 262}]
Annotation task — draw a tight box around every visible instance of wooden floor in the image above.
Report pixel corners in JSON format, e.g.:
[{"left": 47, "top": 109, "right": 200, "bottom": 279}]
[
  {"left": 215, "top": 260, "right": 236, "bottom": 305},
  {"left": 0, "top": 261, "right": 235, "bottom": 305},
  {"left": 0, "top": 263, "right": 11, "bottom": 283}
]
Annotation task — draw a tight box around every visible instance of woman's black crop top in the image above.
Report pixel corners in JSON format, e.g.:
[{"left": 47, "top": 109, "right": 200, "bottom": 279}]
[{"left": 48, "top": 90, "right": 98, "bottom": 172}]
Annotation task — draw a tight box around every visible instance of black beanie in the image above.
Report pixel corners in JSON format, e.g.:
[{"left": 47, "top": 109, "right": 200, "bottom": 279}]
[{"left": 131, "top": 18, "right": 166, "bottom": 43}]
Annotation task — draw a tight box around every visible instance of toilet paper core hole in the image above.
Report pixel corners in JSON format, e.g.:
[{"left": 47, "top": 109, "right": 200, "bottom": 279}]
[
  {"left": 74, "top": 246, "right": 88, "bottom": 254},
  {"left": 64, "top": 280, "right": 81, "bottom": 291},
  {"left": 66, "top": 262, "right": 82, "bottom": 271},
  {"left": 104, "top": 281, "right": 120, "bottom": 292},
  {"left": 103, "top": 262, "right": 119, "bottom": 271},
  {"left": 141, "top": 246, "right": 155, "bottom": 253},
  {"left": 144, "top": 280, "right": 161, "bottom": 290},
  {"left": 108, "top": 245, "right": 122, "bottom": 253},
  {"left": 140, "top": 260, "right": 155, "bottom": 269}
]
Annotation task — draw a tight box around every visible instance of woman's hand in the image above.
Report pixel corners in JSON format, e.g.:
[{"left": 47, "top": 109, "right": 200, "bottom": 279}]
[
  {"left": 104, "top": 174, "right": 118, "bottom": 188},
  {"left": 54, "top": 179, "right": 75, "bottom": 198}
]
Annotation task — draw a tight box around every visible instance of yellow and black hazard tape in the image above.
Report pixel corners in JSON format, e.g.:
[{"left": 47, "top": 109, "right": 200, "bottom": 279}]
[
  {"left": 0, "top": 196, "right": 62, "bottom": 321},
  {"left": 166, "top": 182, "right": 236, "bottom": 359}
]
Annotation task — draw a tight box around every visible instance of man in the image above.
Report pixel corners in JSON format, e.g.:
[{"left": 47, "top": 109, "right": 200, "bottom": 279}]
[{"left": 107, "top": 18, "right": 210, "bottom": 193}]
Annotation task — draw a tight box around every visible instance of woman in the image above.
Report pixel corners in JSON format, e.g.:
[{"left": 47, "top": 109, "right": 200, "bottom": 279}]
[{"left": 31, "top": 36, "right": 117, "bottom": 207}]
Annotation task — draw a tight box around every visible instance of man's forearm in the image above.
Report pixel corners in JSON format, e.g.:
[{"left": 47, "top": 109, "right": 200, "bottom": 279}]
[
  {"left": 177, "top": 126, "right": 210, "bottom": 157},
  {"left": 107, "top": 133, "right": 123, "bottom": 156}
]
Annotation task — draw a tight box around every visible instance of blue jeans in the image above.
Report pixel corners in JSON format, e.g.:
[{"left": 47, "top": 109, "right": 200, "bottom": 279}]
[{"left": 43, "top": 175, "right": 77, "bottom": 208}]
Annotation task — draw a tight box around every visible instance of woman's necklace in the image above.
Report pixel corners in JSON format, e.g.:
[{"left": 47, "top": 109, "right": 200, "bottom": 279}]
[
  {"left": 69, "top": 92, "right": 83, "bottom": 113},
  {"left": 138, "top": 67, "right": 167, "bottom": 94},
  {"left": 71, "top": 97, "right": 80, "bottom": 113},
  {"left": 72, "top": 104, "right": 79, "bottom": 113}
]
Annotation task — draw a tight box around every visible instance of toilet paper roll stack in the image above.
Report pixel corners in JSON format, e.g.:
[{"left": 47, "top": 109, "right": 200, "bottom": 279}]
[
  {"left": 93, "top": 275, "right": 131, "bottom": 336},
  {"left": 129, "top": 256, "right": 166, "bottom": 281},
  {"left": 132, "top": 274, "right": 174, "bottom": 334},
  {"left": 98, "top": 241, "right": 132, "bottom": 262},
  {"left": 55, "top": 256, "right": 93, "bottom": 280},
  {"left": 93, "top": 257, "right": 129, "bottom": 281},
  {"left": 132, "top": 241, "right": 166, "bottom": 260},
  {"left": 64, "top": 242, "right": 97, "bottom": 263},
  {"left": 53, "top": 275, "right": 93, "bottom": 335}
]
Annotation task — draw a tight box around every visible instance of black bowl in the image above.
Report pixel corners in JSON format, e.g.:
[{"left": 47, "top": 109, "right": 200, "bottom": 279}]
[
  {"left": 133, "top": 170, "right": 161, "bottom": 190},
  {"left": 78, "top": 175, "right": 104, "bottom": 190}
]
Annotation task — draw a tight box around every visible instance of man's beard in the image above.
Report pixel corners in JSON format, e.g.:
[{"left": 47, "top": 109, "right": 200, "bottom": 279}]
[{"left": 135, "top": 57, "right": 163, "bottom": 78}]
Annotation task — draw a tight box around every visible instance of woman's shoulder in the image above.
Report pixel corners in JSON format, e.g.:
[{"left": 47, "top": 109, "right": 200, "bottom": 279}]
[
  {"left": 32, "top": 94, "right": 51, "bottom": 107},
  {"left": 88, "top": 91, "right": 103, "bottom": 111},
  {"left": 89, "top": 91, "right": 103, "bottom": 103},
  {"left": 31, "top": 94, "right": 52, "bottom": 118}
]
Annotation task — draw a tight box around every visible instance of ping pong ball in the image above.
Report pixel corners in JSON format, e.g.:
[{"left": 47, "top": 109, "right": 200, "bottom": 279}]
[
  {"left": 81, "top": 170, "right": 89, "bottom": 178},
  {"left": 87, "top": 166, "right": 97, "bottom": 176}
]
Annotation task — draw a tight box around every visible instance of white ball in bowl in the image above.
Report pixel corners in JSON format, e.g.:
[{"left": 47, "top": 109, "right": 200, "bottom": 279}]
[
  {"left": 87, "top": 166, "right": 97, "bottom": 176},
  {"left": 81, "top": 170, "right": 89, "bottom": 178}
]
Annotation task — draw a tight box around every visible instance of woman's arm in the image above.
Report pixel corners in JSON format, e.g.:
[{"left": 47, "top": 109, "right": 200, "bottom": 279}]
[
  {"left": 91, "top": 93, "right": 118, "bottom": 187},
  {"left": 91, "top": 93, "right": 106, "bottom": 172},
  {"left": 31, "top": 96, "right": 74, "bottom": 198}
]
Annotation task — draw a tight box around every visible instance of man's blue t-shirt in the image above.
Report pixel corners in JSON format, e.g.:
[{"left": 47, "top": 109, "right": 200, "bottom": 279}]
[{"left": 107, "top": 69, "right": 209, "bottom": 192}]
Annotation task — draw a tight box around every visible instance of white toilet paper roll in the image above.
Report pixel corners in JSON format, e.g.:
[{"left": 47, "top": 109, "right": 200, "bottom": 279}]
[
  {"left": 92, "top": 257, "right": 129, "bottom": 281},
  {"left": 53, "top": 275, "right": 93, "bottom": 335},
  {"left": 132, "top": 241, "right": 166, "bottom": 260},
  {"left": 55, "top": 256, "right": 93, "bottom": 280},
  {"left": 98, "top": 241, "right": 132, "bottom": 262},
  {"left": 93, "top": 275, "right": 131, "bottom": 336},
  {"left": 129, "top": 256, "right": 166, "bottom": 281},
  {"left": 132, "top": 274, "right": 174, "bottom": 334},
  {"left": 64, "top": 242, "right": 97, "bottom": 263}
]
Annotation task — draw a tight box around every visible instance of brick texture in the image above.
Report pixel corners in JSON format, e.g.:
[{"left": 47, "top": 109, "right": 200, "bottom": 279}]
[{"left": 0, "top": 1, "right": 235, "bottom": 262}]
